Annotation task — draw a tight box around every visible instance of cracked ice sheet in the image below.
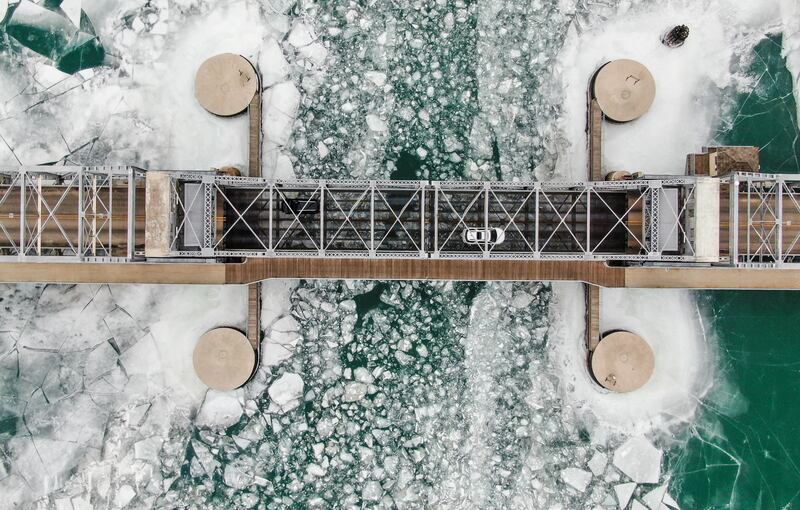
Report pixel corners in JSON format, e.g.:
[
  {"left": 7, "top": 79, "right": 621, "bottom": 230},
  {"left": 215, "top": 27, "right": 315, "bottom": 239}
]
[
  {"left": 0, "top": 284, "right": 246, "bottom": 507},
  {"left": 0, "top": 0, "right": 289, "bottom": 170},
  {"left": 779, "top": 0, "right": 800, "bottom": 121}
]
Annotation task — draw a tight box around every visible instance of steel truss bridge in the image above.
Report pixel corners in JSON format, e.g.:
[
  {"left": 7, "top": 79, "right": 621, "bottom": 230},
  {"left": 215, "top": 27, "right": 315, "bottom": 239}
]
[{"left": 2, "top": 166, "right": 800, "bottom": 271}]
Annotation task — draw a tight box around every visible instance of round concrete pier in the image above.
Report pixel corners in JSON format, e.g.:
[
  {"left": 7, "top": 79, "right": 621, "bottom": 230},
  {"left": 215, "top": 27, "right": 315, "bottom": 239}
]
[
  {"left": 193, "top": 328, "right": 256, "bottom": 391},
  {"left": 591, "top": 331, "right": 654, "bottom": 393},
  {"left": 593, "top": 59, "right": 655, "bottom": 122},
  {"left": 194, "top": 53, "right": 258, "bottom": 117}
]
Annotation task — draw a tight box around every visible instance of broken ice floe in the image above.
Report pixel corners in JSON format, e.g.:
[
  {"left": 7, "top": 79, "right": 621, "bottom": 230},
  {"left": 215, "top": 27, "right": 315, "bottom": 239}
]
[
  {"left": 268, "top": 372, "right": 304, "bottom": 413},
  {"left": 561, "top": 467, "right": 592, "bottom": 492},
  {"left": 613, "top": 435, "right": 663, "bottom": 484}
]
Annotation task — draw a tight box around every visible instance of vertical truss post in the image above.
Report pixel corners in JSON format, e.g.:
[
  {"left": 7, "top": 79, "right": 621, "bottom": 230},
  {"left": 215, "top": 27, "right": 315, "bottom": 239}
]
[
  {"left": 319, "top": 181, "right": 325, "bottom": 256},
  {"left": 433, "top": 182, "right": 439, "bottom": 258},
  {"left": 91, "top": 174, "right": 97, "bottom": 256},
  {"left": 585, "top": 186, "right": 592, "bottom": 257},
  {"left": 419, "top": 182, "right": 426, "bottom": 257},
  {"left": 369, "top": 181, "right": 375, "bottom": 256},
  {"left": 202, "top": 175, "right": 216, "bottom": 257},
  {"left": 268, "top": 181, "right": 274, "bottom": 254},
  {"left": 127, "top": 167, "right": 136, "bottom": 260},
  {"left": 729, "top": 174, "right": 738, "bottom": 266},
  {"left": 78, "top": 168, "right": 86, "bottom": 259},
  {"left": 777, "top": 175, "right": 784, "bottom": 266},
  {"left": 483, "top": 182, "right": 490, "bottom": 258},
  {"left": 36, "top": 175, "right": 42, "bottom": 256},
  {"left": 746, "top": 176, "right": 752, "bottom": 262},
  {"left": 19, "top": 170, "right": 25, "bottom": 258},
  {"left": 108, "top": 168, "right": 113, "bottom": 257},
  {"left": 648, "top": 184, "right": 660, "bottom": 258},
  {"left": 534, "top": 182, "right": 540, "bottom": 258}
]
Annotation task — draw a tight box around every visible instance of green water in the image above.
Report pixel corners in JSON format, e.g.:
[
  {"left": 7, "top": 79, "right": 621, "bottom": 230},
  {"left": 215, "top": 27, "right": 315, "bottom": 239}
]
[{"left": 672, "top": 35, "right": 800, "bottom": 509}]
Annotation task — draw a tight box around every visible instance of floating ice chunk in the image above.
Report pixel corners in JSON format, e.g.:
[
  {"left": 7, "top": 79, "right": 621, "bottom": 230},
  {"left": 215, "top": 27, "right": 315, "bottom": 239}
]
[
  {"left": 587, "top": 451, "right": 607, "bottom": 476},
  {"left": 366, "top": 114, "right": 388, "bottom": 132},
  {"left": 613, "top": 435, "right": 662, "bottom": 483},
  {"left": 511, "top": 291, "right": 535, "bottom": 309},
  {"left": 365, "top": 71, "right": 387, "bottom": 86},
  {"left": 60, "top": 0, "right": 82, "bottom": 27},
  {"left": 614, "top": 482, "right": 636, "bottom": 509},
  {"left": 114, "top": 485, "right": 136, "bottom": 508},
  {"left": 306, "top": 463, "right": 326, "bottom": 477},
  {"left": 260, "top": 39, "right": 290, "bottom": 87},
  {"left": 268, "top": 373, "right": 304, "bottom": 412},
  {"left": 631, "top": 501, "right": 648, "bottom": 510},
  {"left": 223, "top": 461, "right": 254, "bottom": 489},
  {"left": 196, "top": 390, "right": 243, "bottom": 429},
  {"left": 0, "top": 1, "right": 7, "bottom": 23},
  {"left": 444, "top": 12, "right": 455, "bottom": 30},
  {"left": 354, "top": 367, "right": 374, "bottom": 384},
  {"left": 342, "top": 382, "right": 368, "bottom": 402},
  {"left": 299, "top": 42, "right": 328, "bottom": 66},
  {"left": 642, "top": 484, "right": 668, "bottom": 509},
  {"left": 362, "top": 480, "right": 383, "bottom": 501},
  {"left": 318, "top": 141, "right": 329, "bottom": 158},
  {"left": 264, "top": 82, "right": 300, "bottom": 146},
  {"left": 663, "top": 492, "right": 680, "bottom": 509},
  {"left": 316, "top": 416, "right": 338, "bottom": 438},
  {"left": 561, "top": 467, "right": 592, "bottom": 492},
  {"left": 288, "top": 22, "right": 316, "bottom": 47}
]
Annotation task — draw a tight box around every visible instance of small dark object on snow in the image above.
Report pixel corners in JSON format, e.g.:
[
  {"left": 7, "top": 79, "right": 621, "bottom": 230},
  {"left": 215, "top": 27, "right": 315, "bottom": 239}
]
[{"left": 662, "top": 24, "right": 689, "bottom": 48}]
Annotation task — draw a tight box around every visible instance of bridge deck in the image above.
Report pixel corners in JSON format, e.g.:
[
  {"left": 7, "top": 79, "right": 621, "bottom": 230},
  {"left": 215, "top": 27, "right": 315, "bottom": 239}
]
[{"left": 2, "top": 167, "right": 800, "bottom": 288}]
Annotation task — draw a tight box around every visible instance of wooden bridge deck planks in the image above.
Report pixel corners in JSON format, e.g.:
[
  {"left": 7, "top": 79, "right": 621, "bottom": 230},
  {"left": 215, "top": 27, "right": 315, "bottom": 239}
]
[
  {"left": 589, "top": 99, "right": 603, "bottom": 181},
  {"left": 247, "top": 283, "right": 261, "bottom": 353},
  {"left": 4, "top": 259, "right": 800, "bottom": 289},
  {"left": 585, "top": 284, "right": 601, "bottom": 351},
  {"left": 247, "top": 90, "right": 262, "bottom": 178},
  {"left": 225, "top": 257, "right": 625, "bottom": 287}
]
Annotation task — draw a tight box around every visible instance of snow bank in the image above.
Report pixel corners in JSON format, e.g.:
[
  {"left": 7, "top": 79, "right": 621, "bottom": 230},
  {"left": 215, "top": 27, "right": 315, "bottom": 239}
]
[
  {"left": 556, "top": 0, "right": 786, "bottom": 178},
  {"left": 549, "top": 284, "right": 712, "bottom": 435}
]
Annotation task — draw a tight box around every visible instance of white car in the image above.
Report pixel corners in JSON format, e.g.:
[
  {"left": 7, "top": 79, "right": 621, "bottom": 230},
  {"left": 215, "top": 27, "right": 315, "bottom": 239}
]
[{"left": 462, "top": 227, "right": 505, "bottom": 245}]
